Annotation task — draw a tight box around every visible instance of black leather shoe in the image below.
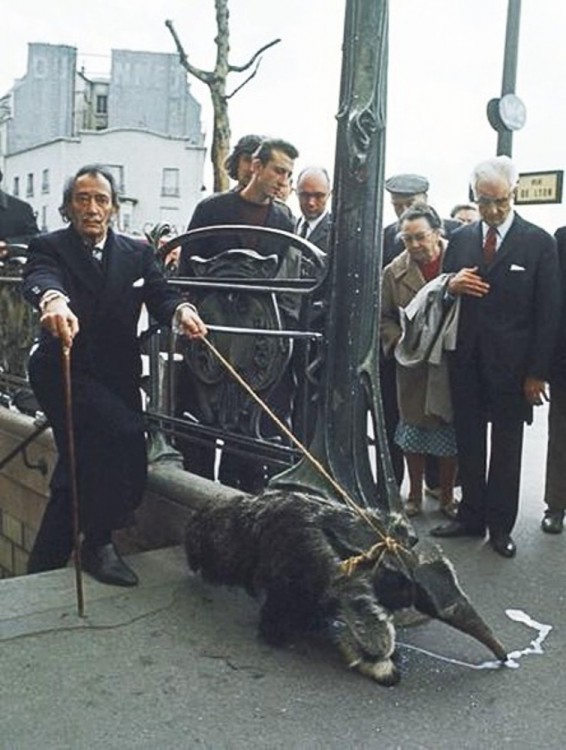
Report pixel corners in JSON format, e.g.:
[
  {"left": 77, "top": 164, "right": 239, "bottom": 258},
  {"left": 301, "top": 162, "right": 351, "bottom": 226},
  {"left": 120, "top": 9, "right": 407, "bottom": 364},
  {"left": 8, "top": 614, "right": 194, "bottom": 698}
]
[
  {"left": 541, "top": 510, "right": 564, "bottom": 534},
  {"left": 430, "top": 520, "right": 484, "bottom": 538},
  {"left": 490, "top": 534, "right": 516, "bottom": 559},
  {"left": 81, "top": 542, "right": 139, "bottom": 587}
]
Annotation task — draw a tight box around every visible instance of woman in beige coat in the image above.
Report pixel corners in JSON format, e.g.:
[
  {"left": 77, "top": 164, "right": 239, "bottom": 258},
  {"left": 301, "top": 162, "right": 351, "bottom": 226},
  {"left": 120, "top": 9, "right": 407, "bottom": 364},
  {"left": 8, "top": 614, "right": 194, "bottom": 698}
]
[{"left": 380, "top": 204, "right": 458, "bottom": 518}]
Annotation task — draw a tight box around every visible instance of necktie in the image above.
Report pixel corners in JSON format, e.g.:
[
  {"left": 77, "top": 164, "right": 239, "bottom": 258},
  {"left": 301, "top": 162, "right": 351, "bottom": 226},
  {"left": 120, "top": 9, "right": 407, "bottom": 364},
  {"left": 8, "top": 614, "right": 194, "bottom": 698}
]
[
  {"left": 300, "top": 220, "right": 309, "bottom": 239},
  {"left": 483, "top": 226, "right": 498, "bottom": 265},
  {"left": 85, "top": 240, "right": 103, "bottom": 263}
]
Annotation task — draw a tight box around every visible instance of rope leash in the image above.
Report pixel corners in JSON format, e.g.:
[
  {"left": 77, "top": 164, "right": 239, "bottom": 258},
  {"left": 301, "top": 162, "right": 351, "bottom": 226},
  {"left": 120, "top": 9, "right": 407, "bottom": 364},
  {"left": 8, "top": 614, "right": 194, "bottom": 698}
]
[
  {"left": 338, "top": 536, "right": 412, "bottom": 577},
  {"left": 199, "top": 335, "right": 413, "bottom": 574}
]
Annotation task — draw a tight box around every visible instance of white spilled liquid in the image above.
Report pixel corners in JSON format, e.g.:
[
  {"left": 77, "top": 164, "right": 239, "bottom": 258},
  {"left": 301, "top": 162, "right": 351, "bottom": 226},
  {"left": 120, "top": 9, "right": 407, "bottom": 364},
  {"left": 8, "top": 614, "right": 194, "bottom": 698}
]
[{"left": 398, "top": 608, "right": 552, "bottom": 671}]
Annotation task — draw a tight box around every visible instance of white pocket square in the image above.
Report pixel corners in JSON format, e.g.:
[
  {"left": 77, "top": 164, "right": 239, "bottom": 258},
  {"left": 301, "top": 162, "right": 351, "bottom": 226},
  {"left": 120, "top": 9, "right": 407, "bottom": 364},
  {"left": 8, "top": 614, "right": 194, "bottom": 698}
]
[
  {"left": 509, "top": 264, "right": 525, "bottom": 271},
  {"left": 132, "top": 277, "right": 145, "bottom": 287}
]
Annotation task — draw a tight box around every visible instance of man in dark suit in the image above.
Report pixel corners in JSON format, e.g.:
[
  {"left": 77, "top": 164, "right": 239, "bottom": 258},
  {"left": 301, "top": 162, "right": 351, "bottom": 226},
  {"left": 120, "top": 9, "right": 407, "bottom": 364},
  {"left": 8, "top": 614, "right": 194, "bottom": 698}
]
[
  {"left": 430, "top": 156, "right": 560, "bottom": 558},
  {"left": 0, "top": 168, "right": 39, "bottom": 256},
  {"left": 540, "top": 224, "right": 566, "bottom": 534},
  {"left": 22, "top": 164, "right": 207, "bottom": 585},
  {"left": 293, "top": 167, "right": 332, "bottom": 442},
  {"left": 295, "top": 167, "right": 332, "bottom": 253}
]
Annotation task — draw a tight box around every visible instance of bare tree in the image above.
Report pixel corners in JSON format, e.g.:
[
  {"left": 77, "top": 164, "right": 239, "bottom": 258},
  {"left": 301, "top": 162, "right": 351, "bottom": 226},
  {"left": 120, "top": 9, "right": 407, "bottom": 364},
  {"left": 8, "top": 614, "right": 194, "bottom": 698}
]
[{"left": 166, "top": 1, "right": 280, "bottom": 192}]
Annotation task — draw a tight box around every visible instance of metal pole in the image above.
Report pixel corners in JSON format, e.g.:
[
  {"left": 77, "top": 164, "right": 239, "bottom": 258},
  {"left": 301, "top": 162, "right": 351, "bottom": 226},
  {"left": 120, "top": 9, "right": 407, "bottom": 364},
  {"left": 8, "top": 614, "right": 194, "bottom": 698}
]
[
  {"left": 497, "top": 0, "right": 522, "bottom": 156},
  {"left": 61, "top": 344, "right": 85, "bottom": 618},
  {"left": 272, "top": 0, "right": 400, "bottom": 516}
]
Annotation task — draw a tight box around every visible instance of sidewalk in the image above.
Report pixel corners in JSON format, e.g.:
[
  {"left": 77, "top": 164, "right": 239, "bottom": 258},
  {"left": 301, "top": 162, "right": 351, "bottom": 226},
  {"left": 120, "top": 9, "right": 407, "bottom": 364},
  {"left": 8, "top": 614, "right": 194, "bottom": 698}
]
[{"left": 1, "top": 407, "right": 566, "bottom": 749}]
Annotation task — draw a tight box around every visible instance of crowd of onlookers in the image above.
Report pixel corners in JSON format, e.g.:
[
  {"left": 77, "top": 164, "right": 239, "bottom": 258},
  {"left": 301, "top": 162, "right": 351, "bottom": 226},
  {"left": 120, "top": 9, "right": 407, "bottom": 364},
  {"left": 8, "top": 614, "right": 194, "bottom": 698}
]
[
  {"left": 1, "top": 141, "right": 564, "bottom": 590},
  {"left": 380, "top": 157, "right": 566, "bottom": 559}
]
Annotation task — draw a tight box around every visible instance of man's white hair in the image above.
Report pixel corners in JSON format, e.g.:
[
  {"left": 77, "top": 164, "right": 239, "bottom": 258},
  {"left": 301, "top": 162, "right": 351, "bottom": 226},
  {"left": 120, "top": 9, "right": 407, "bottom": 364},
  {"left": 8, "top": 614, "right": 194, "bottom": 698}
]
[{"left": 470, "top": 155, "right": 519, "bottom": 193}]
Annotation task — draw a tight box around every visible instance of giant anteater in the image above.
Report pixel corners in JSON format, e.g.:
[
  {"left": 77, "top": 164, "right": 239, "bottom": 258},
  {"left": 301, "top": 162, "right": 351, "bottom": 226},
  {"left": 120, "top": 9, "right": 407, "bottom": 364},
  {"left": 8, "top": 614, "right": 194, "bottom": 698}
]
[{"left": 185, "top": 489, "right": 506, "bottom": 685}]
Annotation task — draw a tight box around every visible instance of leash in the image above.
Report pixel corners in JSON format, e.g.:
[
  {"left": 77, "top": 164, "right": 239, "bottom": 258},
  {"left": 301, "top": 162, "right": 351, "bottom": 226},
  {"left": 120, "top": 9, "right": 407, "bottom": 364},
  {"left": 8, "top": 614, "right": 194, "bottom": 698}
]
[
  {"left": 61, "top": 343, "right": 85, "bottom": 617},
  {"left": 199, "top": 335, "right": 412, "bottom": 572}
]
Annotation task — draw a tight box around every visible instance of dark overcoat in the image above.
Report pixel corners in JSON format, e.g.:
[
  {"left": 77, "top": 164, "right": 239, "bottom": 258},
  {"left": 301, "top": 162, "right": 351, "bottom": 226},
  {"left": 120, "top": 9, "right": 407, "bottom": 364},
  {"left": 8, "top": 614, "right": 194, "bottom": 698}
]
[
  {"left": 22, "top": 225, "right": 182, "bottom": 531},
  {"left": 549, "top": 225, "right": 566, "bottom": 386},
  {"left": 0, "top": 189, "right": 39, "bottom": 244},
  {"left": 443, "top": 213, "right": 560, "bottom": 414}
]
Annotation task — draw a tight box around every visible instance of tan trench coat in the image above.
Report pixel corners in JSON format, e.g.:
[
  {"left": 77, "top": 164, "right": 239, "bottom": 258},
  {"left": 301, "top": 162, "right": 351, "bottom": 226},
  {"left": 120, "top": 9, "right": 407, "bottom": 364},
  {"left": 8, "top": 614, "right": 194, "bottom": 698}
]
[{"left": 380, "top": 247, "right": 449, "bottom": 427}]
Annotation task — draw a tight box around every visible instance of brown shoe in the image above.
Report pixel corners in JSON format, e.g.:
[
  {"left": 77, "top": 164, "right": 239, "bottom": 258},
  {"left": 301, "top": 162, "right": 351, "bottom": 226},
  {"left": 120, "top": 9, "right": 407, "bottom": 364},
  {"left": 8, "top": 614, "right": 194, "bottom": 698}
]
[{"left": 405, "top": 497, "right": 422, "bottom": 518}]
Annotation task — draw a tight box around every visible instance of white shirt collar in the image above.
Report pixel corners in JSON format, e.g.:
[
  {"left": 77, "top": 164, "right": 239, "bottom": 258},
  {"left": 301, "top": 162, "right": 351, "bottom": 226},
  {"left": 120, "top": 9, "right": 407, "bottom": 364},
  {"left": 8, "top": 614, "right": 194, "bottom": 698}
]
[
  {"left": 301, "top": 210, "right": 329, "bottom": 234},
  {"left": 482, "top": 210, "right": 514, "bottom": 247}
]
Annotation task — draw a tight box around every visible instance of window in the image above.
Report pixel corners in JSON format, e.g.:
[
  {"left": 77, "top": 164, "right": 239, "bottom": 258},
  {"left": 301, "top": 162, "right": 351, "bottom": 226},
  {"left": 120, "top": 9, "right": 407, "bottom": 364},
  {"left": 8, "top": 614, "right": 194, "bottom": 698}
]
[
  {"left": 26, "top": 173, "right": 34, "bottom": 198},
  {"left": 96, "top": 95, "right": 108, "bottom": 114},
  {"left": 161, "top": 168, "right": 180, "bottom": 198},
  {"left": 34, "top": 59, "right": 47, "bottom": 78},
  {"left": 105, "top": 164, "right": 124, "bottom": 195},
  {"left": 13, "top": 176, "right": 19, "bottom": 197},
  {"left": 41, "top": 168, "right": 50, "bottom": 194}
]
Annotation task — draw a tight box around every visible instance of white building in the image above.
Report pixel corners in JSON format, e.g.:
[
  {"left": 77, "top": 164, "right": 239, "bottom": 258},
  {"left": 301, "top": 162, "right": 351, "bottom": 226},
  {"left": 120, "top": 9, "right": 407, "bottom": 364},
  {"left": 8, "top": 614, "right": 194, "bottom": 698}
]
[
  {"left": 0, "top": 43, "right": 206, "bottom": 235},
  {"left": 6, "top": 129, "right": 204, "bottom": 235}
]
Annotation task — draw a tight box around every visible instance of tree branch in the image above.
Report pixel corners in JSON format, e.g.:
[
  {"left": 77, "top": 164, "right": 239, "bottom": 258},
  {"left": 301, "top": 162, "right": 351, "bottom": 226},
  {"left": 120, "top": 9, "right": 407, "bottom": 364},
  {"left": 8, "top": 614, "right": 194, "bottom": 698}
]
[
  {"left": 228, "top": 38, "right": 281, "bottom": 73},
  {"left": 165, "top": 19, "right": 215, "bottom": 84},
  {"left": 226, "top": 59, "right": 262, "bottom": 100}
]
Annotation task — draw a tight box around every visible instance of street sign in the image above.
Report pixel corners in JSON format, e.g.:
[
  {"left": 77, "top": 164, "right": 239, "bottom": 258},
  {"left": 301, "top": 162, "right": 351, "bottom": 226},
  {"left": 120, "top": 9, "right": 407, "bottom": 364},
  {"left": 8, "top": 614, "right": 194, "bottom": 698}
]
[{"left": 515, "top": 170, "right": 563, "bottom": 205}]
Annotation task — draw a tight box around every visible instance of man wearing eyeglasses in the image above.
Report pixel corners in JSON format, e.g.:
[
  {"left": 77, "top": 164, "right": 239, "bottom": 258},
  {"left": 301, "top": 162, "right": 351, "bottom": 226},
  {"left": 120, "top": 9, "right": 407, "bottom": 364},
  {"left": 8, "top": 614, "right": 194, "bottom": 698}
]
[
  {"left": 295, "top": 167, "right": 332, "bottom": 253},
  {"left": 430, "top": 155, "right": 560, "bottom": 559}
]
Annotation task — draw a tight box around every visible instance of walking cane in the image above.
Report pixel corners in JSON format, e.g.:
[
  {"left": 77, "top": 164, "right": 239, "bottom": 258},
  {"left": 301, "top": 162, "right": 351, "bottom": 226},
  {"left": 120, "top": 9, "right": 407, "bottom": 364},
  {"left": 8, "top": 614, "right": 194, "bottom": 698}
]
[{"left": 61, "top": 342, "right": 85, "bottom": 618}]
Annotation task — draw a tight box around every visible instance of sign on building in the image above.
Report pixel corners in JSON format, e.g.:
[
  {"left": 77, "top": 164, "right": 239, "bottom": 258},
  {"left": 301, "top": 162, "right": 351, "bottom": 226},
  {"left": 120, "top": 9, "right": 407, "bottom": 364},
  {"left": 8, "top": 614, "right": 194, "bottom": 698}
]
[{"left": 515, "top": 170, "right": 563, "bottom": 205}]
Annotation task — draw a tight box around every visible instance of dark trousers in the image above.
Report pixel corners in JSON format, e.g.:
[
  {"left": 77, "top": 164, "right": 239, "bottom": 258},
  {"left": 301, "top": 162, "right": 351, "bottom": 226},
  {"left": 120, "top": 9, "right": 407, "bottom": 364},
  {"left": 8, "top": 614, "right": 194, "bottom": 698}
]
[
  {"left": 27, "top": 358, "right": 147, "bottom": 572},
  {"left": 380, "top": 356, "right": 405, "bottom": 486},
  {"left": 449, "top": 354, "right": 524, "bottom": 536},
  {"left": 543, "top": 382, "right": 566, "bottom": 513}
]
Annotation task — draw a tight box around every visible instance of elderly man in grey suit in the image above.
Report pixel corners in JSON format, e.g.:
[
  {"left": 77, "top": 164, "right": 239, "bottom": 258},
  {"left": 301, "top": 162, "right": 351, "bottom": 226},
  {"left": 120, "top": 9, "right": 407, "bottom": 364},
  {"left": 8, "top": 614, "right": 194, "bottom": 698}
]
[
  {"left": 431, "top": 156, "right": 560, "bottom": 558},
  {"left": 295, "top": 167, "right": 332, "bottom": 253}
]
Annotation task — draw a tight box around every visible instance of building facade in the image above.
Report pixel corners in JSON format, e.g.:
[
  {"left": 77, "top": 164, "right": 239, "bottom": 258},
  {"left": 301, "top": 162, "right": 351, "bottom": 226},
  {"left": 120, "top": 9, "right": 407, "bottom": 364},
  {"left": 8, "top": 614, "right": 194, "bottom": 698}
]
[{"left": 0, "top": 43, "right": 206, "bottom": 235}]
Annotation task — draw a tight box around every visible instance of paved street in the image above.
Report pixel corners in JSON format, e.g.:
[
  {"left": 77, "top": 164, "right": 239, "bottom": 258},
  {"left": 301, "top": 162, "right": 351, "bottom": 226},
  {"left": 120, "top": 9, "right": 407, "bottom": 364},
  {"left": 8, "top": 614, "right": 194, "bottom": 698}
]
[{"left": 1, "top": 405, "right": 565, "bottom": 749}]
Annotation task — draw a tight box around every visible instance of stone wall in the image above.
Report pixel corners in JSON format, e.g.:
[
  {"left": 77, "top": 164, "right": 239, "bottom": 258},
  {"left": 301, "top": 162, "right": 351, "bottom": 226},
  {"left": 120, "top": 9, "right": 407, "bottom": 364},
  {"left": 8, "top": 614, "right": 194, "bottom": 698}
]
[
  {"left": 0, "top": 407, "right": 239, "bottom": 578},
  {"left": 0, "top": 409, "right": 54, "bottom": 577}
]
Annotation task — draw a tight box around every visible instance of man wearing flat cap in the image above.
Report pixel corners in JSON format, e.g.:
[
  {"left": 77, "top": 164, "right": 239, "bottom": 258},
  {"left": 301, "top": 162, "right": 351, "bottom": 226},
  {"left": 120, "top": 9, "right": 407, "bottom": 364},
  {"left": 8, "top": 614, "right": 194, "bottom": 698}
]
[{"left": 382, "top": 174, "right": 461, "bottom": 268}]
